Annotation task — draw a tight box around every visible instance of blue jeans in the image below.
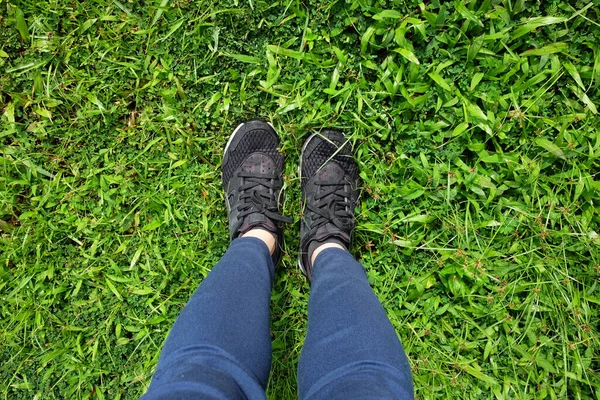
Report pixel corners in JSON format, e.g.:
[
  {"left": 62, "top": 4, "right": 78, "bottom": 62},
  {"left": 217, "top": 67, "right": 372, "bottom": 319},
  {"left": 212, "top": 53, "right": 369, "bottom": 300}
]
[{"left": 142, "top": 238, "right": 413, "bottom": 399}]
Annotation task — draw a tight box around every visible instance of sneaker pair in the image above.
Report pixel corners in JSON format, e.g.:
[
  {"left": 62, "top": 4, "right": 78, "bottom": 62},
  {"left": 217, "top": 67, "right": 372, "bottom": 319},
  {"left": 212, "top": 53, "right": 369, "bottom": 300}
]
[{"left": 221, "top": 120, "right": 360, "bottom": 280}]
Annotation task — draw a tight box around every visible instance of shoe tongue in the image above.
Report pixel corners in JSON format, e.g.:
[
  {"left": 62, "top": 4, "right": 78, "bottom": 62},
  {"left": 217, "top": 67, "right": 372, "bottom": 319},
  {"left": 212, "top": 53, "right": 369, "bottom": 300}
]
[
  {"left": 313, "top": 223, "right": 350, "bottom": 247},
  {"left": 307, "top": 236, "right": 346, "bottom": 266},
  {"left": 305, "top": 225, "right": 349, "bottom": 275},
  {"left": 238, "top": 213, "right": 278, "bottom": 236}
]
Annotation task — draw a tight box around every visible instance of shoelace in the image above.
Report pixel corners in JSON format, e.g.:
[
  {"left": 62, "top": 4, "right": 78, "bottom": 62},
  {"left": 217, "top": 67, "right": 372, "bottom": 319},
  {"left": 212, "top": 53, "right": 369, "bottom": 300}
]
[
  {"left": 306, "top": 180, "right": 354, "bottom": 232},
  {"left": 236, "top": 172, "right": 292, "bottom": 223}
]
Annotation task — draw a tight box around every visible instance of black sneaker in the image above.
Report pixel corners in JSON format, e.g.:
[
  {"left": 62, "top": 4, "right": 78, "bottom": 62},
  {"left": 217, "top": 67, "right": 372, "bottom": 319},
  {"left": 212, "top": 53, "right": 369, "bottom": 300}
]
[
  {"left": 222, "top": 120, "right": 292, "bottom": 266},
  {"left": 299, "top": 130, "right": 360, "bottom": 280}
]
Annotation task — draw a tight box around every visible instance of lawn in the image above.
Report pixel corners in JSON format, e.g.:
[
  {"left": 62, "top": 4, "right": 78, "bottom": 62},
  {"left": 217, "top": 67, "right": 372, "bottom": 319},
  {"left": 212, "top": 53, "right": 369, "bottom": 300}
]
[{"left": 1, "top": 0, "right": 599, "bottom": 398}]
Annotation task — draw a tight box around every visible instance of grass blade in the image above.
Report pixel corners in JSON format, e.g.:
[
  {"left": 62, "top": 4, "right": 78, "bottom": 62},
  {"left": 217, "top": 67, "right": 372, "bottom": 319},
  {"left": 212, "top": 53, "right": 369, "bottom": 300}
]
[{"left": 512, "top": 16, "right": 568, "bottom": 39}]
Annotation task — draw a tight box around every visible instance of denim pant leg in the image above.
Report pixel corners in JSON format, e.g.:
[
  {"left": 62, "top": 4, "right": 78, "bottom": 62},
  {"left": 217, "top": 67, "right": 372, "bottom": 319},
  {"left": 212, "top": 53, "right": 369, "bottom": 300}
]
[
  {"left": 142, "top": 237, "right": 273, "bottom": 400},
  {"left": 298, "top": 248, "right": 414, "bottom": 400}
]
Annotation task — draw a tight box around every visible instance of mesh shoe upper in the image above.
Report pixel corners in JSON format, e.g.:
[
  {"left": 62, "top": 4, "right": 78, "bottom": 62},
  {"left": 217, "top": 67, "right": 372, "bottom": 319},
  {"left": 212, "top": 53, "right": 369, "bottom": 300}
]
[
  {"left": 300, "top": 131, "right": 359, "bottom": 191},
  {"left": 222, "top": 126, "right": 284, "bottom": 187}
]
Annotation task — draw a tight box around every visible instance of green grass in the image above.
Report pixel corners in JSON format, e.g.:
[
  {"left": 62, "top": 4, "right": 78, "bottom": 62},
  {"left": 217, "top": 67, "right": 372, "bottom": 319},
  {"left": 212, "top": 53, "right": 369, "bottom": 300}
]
[{"left": 1, "top": 0, "right": 599, "bottom": 398}]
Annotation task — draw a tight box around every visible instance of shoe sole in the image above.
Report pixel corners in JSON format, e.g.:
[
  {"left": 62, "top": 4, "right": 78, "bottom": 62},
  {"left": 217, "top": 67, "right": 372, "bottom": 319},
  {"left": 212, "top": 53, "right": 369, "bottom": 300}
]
[{"left": 222, "top": 120, "right": 279, "bottom": 212}]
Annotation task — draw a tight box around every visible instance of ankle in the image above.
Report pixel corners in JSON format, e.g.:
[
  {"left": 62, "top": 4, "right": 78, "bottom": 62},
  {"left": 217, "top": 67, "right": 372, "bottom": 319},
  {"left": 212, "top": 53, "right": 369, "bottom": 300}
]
[
  {"left": 310, "top": 242, "right": 345, "bottom": 266},
  {"left": 242, "top": 229, "right": 276, "bottom": 255}
]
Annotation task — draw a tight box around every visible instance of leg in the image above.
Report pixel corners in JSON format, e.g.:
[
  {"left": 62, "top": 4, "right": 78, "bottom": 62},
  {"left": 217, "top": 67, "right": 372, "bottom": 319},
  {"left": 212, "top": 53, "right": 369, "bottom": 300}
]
[
  {"left": 143, "top": 120, "right": 292, "bottom": 399},
  {"left": 142, "top": 237, "right": 273, "bottom": 400},
  {"left": 297, "top": 130, "right": 414, "bottom": 398},
  {"left": 298, "top": 248, "right": 414, "bottom": 399}
]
